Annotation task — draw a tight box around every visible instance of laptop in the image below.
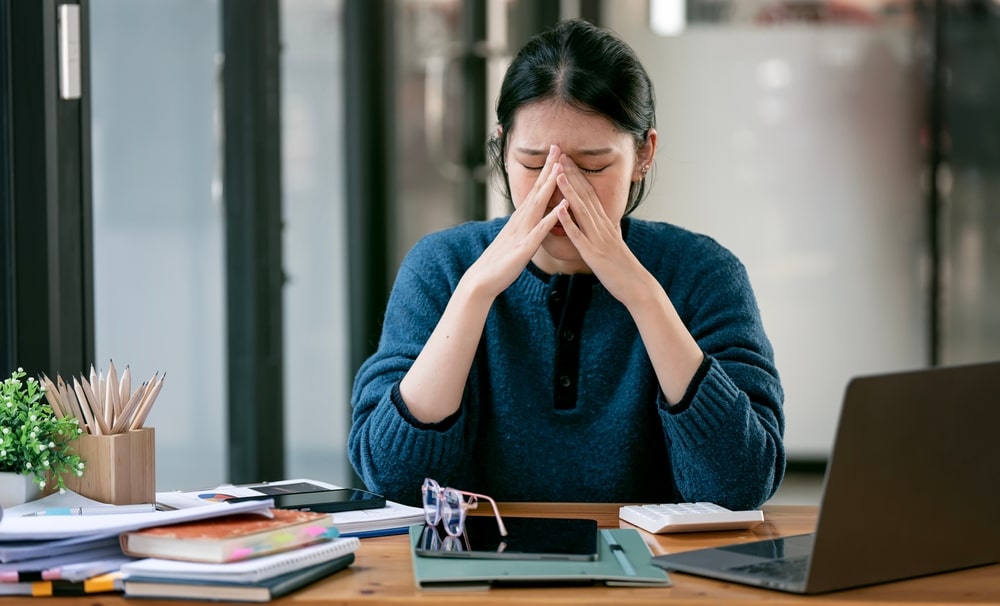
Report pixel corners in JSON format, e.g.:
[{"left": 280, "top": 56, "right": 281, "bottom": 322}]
[{"left": 651, "top": 361, "right": 1000, "bottom": 594}]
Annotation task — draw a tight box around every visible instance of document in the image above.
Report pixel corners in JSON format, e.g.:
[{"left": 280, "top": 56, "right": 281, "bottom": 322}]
[
  {"left": 156, "top": 478, "right": 425, "bottom": 537},
  {"left": 0, "top": 491, "right": 274, "bottom": 541}
]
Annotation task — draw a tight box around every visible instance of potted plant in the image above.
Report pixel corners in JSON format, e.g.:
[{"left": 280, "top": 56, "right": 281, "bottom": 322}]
[{"left": 0, "top": 368, "right": 85, "bottom": 507}]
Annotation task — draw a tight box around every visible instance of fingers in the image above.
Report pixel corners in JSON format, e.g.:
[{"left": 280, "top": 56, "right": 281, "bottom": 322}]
[
  {"left": 518, "top": 145, "right": 563, "bottom": 220},
  {"left": 555, "top": 154, "right": 606, "bottom": 231}
]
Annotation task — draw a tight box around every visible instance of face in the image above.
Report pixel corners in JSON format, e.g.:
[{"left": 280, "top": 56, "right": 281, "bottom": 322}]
[{"left": 503, "top": 99, "right": 653, "bottom": 273}]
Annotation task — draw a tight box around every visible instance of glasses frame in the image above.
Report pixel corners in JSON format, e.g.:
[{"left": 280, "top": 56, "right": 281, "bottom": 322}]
[{"left": 422, "top": 477, "right": 509, "bottom": 537}]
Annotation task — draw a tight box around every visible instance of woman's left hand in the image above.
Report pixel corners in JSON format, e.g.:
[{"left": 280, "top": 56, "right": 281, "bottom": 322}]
[{"left": 554, "top": 154, "right": 651, "bottom": 305}]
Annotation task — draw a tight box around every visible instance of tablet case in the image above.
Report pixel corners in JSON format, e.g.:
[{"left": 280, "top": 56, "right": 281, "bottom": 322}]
[{"left": 409, "top": 525, "right": 670, "bottom": 589}]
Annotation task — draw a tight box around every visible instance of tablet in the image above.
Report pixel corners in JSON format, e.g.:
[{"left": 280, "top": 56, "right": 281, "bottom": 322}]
[{"left": 415, "top": 516, "right": 599, "bottom": 561}]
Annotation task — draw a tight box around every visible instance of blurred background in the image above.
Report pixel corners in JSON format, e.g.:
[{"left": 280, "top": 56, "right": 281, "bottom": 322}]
[{"left": 2, "top": 0, "right": 998, "bottom": 504}]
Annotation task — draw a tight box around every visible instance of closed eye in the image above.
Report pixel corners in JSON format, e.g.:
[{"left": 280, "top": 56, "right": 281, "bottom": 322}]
[{"left": 521, "top": 164, "right": 608, "bottom": 175}]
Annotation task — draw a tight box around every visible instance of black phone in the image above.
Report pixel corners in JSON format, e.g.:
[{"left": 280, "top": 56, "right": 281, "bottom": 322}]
[{"left": 227, "top": 488, "right": 386, "bottom": 513}]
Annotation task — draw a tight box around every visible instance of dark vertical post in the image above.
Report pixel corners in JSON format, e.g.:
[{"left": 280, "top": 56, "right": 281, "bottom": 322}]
[
  {"left": 221, "top": 0, "right": 285, "bottom": 482},
  {"left": 344, "top": 0, "right": 394, "bottom": 486},
  {"left": 3, "top": 0, "right": 93, "bottom": 378},
  {"left": 462, "top": 0, "right": 488, "bottom": 220},
  {"left": 580, "top": 0, "right": 602, "bottom": 25},
  {"left": 0, "top": 0, "right": 14, "bottom": 373},
  {"left": 926, "top": 0, "right": 944, "bottom": 366}
]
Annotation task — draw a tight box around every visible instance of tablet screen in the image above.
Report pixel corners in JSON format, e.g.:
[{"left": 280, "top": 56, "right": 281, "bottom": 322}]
[{"left": 415, "top": 516, "right": 599, "bottom": 561}]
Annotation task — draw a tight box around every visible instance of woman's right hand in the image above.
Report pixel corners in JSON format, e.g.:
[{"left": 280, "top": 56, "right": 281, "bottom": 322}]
[
  {"left": 399, "top": 146, "right": 564, "bottom": 423},
  {"left": 461, "top": 145, "right": 565, "bottom": 299}
]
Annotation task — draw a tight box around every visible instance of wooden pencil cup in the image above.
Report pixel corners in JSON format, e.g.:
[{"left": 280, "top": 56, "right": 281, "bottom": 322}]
[{"left": 63, "top": 427, "right": 156, "bottom": 505}]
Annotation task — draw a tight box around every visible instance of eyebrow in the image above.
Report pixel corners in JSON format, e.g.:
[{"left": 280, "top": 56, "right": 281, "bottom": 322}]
[{"left": 513, "top": 146, "right": 615, "bottom": 157}]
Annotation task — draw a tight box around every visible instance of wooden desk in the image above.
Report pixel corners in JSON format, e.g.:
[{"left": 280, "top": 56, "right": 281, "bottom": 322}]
[{"left": 13, "top": 503, "right": 1000, "bottom": 605}]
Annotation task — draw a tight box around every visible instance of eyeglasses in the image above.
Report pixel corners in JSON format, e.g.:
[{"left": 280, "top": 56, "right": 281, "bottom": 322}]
[{"left": 422, "top": 478, "right": 508, "bottom": 537}]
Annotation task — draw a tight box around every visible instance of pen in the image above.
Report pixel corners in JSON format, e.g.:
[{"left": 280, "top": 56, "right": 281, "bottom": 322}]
[
  {"left": 601, "top": 529, "right": 636, "bottom": 577},
  {"left": 21, "top": 504, "right": 158, "bottom": 517}
]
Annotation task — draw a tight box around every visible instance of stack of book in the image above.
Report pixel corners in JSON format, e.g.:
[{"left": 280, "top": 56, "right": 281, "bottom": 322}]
[
  {"left": 117, "top": 509, "right": 360, "bottom": 601},
  {"left": 0, "top": 534, "right": 133, "bottom": 597},
  {"left": 2, "top": 478, "right": 418, "bottom": 600},
  {"left": 155, "top": 477, "right": 425, "bottom": 538},
  {"left": 0, "top": 495, "right": 277, "bottom": 597}
]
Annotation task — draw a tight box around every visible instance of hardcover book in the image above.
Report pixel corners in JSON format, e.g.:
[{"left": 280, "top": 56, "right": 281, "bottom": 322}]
[{"left": 120, "top": 508, "right": 336, "bottom": 563}]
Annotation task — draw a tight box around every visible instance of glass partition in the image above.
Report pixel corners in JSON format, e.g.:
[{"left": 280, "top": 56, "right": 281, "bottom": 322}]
[
  {"left": 90, "top": 0, "right": 225, "bottom": 490},
  {"left": 608, "top": 0, "right": 930, "bottom": 459}
]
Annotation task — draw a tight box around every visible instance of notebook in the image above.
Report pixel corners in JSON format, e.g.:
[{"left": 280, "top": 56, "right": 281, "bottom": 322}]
[
  {"left": 652, "top": 361, "right": 1000, "bottom": 594},
  {"left": 123, "top": 554, "right": 354, "bottom": 602},
  {"left": 119, "top": 537, "right": 360, "bottom": 584}
]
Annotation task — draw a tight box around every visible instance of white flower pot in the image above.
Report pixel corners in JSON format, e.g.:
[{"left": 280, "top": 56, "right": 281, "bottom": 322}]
[{"left": 0, "top": 471, "right": 43, "bottom": 508}]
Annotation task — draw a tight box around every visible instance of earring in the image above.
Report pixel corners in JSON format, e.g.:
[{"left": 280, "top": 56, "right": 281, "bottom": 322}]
[{"left": 640, "top": 165, "right": 649, "bottom": 175}]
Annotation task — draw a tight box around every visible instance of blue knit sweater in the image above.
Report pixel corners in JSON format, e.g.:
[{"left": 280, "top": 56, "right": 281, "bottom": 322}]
[{"left": 349, "top": 217, "right": 784, "bottom": 510}]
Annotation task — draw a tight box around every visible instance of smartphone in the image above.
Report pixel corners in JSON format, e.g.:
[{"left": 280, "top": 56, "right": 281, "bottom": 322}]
[{"left": 227, "top": 488, "right": 386, "bottom": 513}]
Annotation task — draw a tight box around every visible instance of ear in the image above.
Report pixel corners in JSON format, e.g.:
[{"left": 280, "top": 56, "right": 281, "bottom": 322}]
[
  {"left": 493, "top": 125, "right": 506, "bottom": 166},
  {"left": 634, "top": 128, "right": 657, "bottom": 181}
]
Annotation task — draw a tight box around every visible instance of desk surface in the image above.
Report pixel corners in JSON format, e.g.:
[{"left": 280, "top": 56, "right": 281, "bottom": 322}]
[{"left": 12, "top": 503, "right": 1000, "bottom": 605}]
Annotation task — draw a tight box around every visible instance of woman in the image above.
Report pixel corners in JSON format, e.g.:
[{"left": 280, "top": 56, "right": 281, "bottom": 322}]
[{"left": 349, "top": 19, "right": 784, "bottom": 510}]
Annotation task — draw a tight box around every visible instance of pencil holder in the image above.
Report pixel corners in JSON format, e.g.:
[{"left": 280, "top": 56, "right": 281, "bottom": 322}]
[{"left": 62, "top": 427, "right": 156, "bottom": 505}]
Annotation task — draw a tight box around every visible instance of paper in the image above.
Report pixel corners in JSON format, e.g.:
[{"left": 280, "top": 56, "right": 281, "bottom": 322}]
[
  {"left": 155, "top": 478, "right": 425, "bottom": 536},
  {"left": 0, "top": 494, "right": 274, "bottom": 541}
]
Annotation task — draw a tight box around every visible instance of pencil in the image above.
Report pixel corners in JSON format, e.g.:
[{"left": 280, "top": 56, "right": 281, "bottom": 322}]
[
  {"left": 118, "top": 364, "right": 131, "bottom": 418},
  {"left": 40, "top": 374, "right": 66, "bottom": 419},
  {"left": 72, "top": 377, "right": 100, "bottom": 435},
  {"left": 106, "top": 360, "right": 120, "bottom": 428},
  {"left": 111, "top": 382, "right": 146, "bottom": 434},
  {"left": 129, "top": 372, "right": 164, "bottom": 430},
  {"left": 57, "top": 374, "right": 86, "bottom": 430},
  {"left": 89, "top": 365, "right": 101, "bottom": 418}
]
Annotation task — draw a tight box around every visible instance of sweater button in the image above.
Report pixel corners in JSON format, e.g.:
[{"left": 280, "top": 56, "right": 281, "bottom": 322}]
[
  {"left": 559, "top": 375, "right": 572, "bottom": 387},
  {"left": 561, "top": 330, "right": 575, "bottom": 342}
]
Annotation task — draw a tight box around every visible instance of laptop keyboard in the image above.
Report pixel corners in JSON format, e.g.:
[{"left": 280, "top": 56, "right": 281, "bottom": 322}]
[
  {"left": 728, "top": 555, "right": 810, "bottom": 582},
  {"left": 619, "top": 502, "right": 764, "bottom": 534}
]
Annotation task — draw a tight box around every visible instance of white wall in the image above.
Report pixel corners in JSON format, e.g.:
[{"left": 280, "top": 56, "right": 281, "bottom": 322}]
[{"left": 607, "top": 6, "right": 930, "bottom": 458}]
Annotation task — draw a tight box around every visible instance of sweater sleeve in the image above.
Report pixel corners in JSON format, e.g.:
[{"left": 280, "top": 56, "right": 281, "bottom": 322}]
[
  {"left": 347, "top": 233, "right": 478, "bottom": 506},
  {"left": 657, "top": 240, "right": 785, "bottom": 510}
]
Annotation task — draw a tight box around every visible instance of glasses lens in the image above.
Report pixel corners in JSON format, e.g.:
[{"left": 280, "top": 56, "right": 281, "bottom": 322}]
[
  {"left": 422, "top": 478, "right": 441, "bottom": 526},
  {"left": 441, "top": 488, "right": 466, "bottom": 537}
]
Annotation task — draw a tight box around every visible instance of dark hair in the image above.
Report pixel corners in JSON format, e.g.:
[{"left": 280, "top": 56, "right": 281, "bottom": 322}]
[{"left": 487, "top": 19, "right": 656, "bottom": 214}]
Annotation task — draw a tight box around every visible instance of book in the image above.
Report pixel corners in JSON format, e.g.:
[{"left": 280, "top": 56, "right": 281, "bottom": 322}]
[
  {"left": 0, "top": 494, "right": 274, "bottom": 545},
  {"left": 410, "top": 526, "right": 670, "bottom": 589},
  {"left": 120, "top": 508, "right": 336, "bottom": 563},
  {"left": 123, "top": 553, "right": 354, "bottom": 602},
  {"left": 0, "top": 571, "right": 125, "bottom": 597},
  {"left": 30, "top": 571, "right": 125, "bottom": 596},
  {"left": 118, "top": 536, "right": 361, "bottom": 584},
  {"left": 0, "top": 542, "right": 126, "bottom": 582},
  {"left": 155, "top": 478, "right": 425, "bottom": 538}
]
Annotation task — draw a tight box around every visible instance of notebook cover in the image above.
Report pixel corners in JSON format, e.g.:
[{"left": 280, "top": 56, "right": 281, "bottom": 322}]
[
  {"left": 123, "top": 553, "right": 355, "bottom": 602},
  {"left": 119, "top": 537, "right": 361, "bottom": 584},
  {"left": 410, "top": 526, "right": 670, "bottom": 589},
  {"left": 120, "top": 508, "right": 335, "bottom": 563}
]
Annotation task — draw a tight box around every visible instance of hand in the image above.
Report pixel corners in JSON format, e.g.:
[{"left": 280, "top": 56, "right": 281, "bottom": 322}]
[
  {"left": 462, "top": 145, "right": 565, "bottom": 298},
  {"left": 554, "top": 154, "right": 648, "bottom": 304}
]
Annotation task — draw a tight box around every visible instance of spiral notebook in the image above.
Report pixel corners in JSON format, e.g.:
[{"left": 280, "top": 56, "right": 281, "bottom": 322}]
[{"left": 119, "top": 536, "right": 360, "bottom": 584}]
